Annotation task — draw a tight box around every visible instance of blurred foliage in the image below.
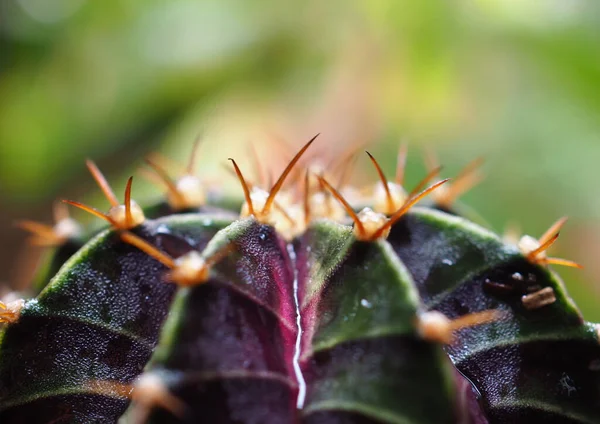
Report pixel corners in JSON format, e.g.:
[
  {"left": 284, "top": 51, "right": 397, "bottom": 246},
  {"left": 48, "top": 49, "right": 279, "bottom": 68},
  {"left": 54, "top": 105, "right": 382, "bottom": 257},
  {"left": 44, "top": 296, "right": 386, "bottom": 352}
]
[{"left": 0, "top": 0, "right": 599, "bottom": 319}]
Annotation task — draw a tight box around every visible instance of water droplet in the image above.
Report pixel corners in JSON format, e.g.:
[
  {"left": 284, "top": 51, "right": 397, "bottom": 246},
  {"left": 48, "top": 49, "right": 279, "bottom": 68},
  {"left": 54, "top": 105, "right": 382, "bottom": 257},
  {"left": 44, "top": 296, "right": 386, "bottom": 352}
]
[
  {"left": 156, "top": 224, "right": 171, "bottom": 234},
  {"left": 442, "top": 259, "right": 453, "bottom": 266},
  {"left": 361, "top": 299, "right": 372, "bottom": 308}
]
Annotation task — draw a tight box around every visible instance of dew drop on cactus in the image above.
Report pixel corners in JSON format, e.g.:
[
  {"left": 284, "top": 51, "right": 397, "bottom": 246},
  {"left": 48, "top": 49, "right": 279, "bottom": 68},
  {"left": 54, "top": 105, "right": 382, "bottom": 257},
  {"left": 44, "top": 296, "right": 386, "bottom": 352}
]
[{"left": 0, "top": 137, "right": 597, "bottom": 424}]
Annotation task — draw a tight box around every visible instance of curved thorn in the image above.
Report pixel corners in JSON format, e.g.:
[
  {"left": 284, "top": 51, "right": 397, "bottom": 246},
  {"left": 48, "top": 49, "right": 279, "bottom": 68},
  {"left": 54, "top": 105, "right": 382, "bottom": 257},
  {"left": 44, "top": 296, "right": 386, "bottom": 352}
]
[
  {"left": 407, "top": 166, "right": 442, "bottom": 199},
  {"left": 424, "top": 148, "right": 440, "bottom": 173},
  {"left": 444, "top": 173, "right": 484, "bottom": 205},
  {"left": 453, "top": 157, "right": 484, "bottom": 184},
  {"left": 222, "top": 162, "right": 256, "bottom": 189},
  {"left": 144, "top": 158, "right": 176, "bottom": 187},
  {"left": 204, "top": 242, "right": 237, "bottom": 268},
  {"left": 336, "top": 152, "right": 358, "bottom": 190},
  {"left": 145, "top": 158, "right": 186, "bottom": 206},
  {"left": 262, "top": 134, "right": 319, "bottom": 215},
  {"left": 545, "top": 257, "right": 584, "bottom": 269},
  {"left": 539, "top": 217, "right": 568, "bottom": 246},
  {"left": 53, "top": 201, "right": 70, "bottom": 222},
  {"left": 187, "top": 135, "right": 203, "bottom": 175},
  {"left": 228, "top": 158, "right": 254, "bottom": 216},
  {"left": 148, "top": 390, "right": 187, "bottom": 421},
  {"left": 527, "top": 232, "right": 560, "bottom": 261},
  {"left": 85, "top": 379, "right": 186, "bottom": 422},
  {"left": 124, "top": 177, "right": 134, "bottom": 228},
  {"left": 317, "top": 173, "right": 334, "bottom": 217},
  {"left": 448, "top": 310, "right": 506, "bottom": 332},
  {"left": 221, "top": 163, "right": 238, "bottom": 180},
  {"left": 147, "top": 152, "right": 185, "bottom": 174},
  {"left": 249, "top": 143, "right": 267, "bottom": 187},
  {"left": 28, "top": 236, "right": 61, "bottom": 247},
  {"left": 304, "top": 170, "right": 310, "bottom": 226},
  {"left": 503, "top": 221, "right": 522, "bottom": 244},
  {"left": 62, "top": 200, "right": 117, "bottom": 227},
  {"left": 120, "top": 232, "right": 175, "bottom": 269},
  {"left": 139, "top": 167, "right": 167, "bottom": 187},
  {"left": 86, "top": 380, "right": 133, "bottom": 401},
  {"left": 442, "top": 157, "right": 484, "bottom": 205},
  {"left": 15, "top": 220, "right": 56, "bottom": 239},
  {"left": 366, "top": 151, "right": 393, "bottom": 213},
  {"left": 372, "top": 179, "right": 450, "bottom": 240},
  {"left": 273, "top": 201, "right": 296, "bottom": 227},
  {"left": 317, "top": 175, "right": 365, "bottom": 237},
  {"left": 86, "top": 160, "right": 119, "bottom": 207},
  {"left": 395, "top": 143, "right": 408, "bottom": 185}
]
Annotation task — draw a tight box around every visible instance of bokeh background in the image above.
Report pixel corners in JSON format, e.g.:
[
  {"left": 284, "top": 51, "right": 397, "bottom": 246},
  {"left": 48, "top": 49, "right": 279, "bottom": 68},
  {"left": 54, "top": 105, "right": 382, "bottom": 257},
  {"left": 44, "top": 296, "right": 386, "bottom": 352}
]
[{"left": 1, "top": 0, "right": 599, "bottom": 319}]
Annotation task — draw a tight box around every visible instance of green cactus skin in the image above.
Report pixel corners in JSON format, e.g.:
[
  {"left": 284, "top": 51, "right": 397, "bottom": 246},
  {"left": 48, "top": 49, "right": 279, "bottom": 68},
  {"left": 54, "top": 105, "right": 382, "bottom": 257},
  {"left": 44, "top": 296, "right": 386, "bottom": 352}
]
[
  {"left": 0, "top": 215, "right": 234, "bottom": 422},
  {"left": 388, "top": 209, "right": 600, "bottom": 423},
  {"left": 0, "top": 146, "right": 598, "bottom": 424}
]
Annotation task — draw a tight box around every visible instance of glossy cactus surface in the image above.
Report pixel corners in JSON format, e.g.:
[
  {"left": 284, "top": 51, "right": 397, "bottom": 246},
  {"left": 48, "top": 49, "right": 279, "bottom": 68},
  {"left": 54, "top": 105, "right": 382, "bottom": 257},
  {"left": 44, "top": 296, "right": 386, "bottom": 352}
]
[{"left": 0, "top": 142, "right": 597, "bottom": 424}]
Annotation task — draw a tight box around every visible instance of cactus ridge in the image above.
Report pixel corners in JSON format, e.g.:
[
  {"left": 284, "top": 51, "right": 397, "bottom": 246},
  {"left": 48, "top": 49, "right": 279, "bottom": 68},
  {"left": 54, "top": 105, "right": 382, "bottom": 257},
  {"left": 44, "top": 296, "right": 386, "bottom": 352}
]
[{"left": 0, "top": 138, "right": 597, "bottom": 424}]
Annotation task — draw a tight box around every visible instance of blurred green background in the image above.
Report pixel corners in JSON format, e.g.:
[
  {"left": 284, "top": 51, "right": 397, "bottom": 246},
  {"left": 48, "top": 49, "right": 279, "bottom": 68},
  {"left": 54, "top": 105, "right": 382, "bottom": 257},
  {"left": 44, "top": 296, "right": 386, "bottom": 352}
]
[{"left": 1, "top": 0, "right": 599, "bottom": 319}]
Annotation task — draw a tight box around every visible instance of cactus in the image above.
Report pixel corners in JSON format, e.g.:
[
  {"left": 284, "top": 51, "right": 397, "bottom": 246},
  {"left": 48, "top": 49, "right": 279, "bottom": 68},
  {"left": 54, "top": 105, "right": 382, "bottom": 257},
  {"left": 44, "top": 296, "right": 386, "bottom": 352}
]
[{"left": 0, "top": 137, "right": 598, "bottom": 424}]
